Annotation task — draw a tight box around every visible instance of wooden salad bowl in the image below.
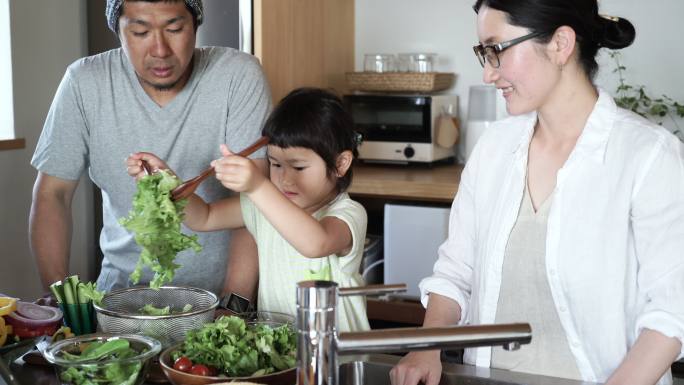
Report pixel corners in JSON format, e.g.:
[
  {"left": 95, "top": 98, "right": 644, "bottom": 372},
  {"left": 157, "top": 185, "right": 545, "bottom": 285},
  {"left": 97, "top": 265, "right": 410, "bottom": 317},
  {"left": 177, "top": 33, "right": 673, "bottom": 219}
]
[{"left": 159, "top": 342, "right": 296, "bottom": 385}]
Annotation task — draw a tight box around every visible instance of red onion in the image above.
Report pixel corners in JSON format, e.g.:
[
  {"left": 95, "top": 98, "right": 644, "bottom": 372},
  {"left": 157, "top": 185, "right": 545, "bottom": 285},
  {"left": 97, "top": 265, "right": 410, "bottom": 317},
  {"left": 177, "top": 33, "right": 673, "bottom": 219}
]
[{"left": 5, "top": 302, "right": 62, "bottom": 328}]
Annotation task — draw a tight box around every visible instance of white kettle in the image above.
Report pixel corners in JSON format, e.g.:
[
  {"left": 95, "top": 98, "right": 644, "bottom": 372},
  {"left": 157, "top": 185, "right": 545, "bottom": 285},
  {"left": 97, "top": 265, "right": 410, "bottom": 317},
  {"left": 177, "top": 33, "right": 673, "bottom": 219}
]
[{"left": 463, "top": 85, "right": 503, "bottom": 161}]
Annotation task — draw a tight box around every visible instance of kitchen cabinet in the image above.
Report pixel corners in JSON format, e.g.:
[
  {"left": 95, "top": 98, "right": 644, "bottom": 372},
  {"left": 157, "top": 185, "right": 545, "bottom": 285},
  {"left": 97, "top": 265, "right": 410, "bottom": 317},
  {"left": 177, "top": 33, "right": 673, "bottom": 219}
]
[
  {"left": 253, "top": 0, "right": 354, "bottom": 103},
  {"left": 349, "top": 163, "right": 462, "bottom": 326}
]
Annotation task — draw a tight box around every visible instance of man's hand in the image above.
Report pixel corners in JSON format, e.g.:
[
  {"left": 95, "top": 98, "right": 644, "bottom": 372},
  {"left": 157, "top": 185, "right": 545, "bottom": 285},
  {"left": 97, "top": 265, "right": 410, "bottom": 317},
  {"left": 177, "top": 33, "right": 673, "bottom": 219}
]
[
  {"left": 126, "top": 152, "right": 172, "bottom": 180},
  {"left": 389, "top": 350, "right": 442, "bottom": 385}
]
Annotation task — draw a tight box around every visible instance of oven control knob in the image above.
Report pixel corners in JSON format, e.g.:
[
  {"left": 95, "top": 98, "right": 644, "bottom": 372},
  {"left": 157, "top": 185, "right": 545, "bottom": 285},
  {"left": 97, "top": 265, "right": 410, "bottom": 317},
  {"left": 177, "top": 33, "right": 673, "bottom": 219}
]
[{"left": 403, "top": 146, "right": 415, "bottom": 158}]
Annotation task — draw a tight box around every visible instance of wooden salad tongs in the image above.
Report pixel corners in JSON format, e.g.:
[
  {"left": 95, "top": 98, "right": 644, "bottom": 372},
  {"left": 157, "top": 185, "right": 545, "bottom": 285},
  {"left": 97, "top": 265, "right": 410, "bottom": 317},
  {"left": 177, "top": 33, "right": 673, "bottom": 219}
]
[{"left": 141, "top": 136, "right": 269, "bottom": 201}]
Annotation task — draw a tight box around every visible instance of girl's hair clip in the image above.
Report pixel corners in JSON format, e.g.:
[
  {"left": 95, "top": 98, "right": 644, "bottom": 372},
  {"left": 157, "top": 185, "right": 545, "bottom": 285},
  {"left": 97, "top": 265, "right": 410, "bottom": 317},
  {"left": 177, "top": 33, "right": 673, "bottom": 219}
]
[{"left": 354, "top": 132, "right": 364, "bottom": 146}]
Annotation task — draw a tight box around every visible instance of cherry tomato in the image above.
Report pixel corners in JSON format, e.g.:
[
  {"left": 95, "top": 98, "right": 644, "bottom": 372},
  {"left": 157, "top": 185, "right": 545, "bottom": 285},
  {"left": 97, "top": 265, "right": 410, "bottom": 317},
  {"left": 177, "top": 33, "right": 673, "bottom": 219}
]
[
  {"left": 173, "top": 356, "right": 193, "bottom": 373},
  {"left": 190, "top": 364, "right": 211, "bottom": 376}
]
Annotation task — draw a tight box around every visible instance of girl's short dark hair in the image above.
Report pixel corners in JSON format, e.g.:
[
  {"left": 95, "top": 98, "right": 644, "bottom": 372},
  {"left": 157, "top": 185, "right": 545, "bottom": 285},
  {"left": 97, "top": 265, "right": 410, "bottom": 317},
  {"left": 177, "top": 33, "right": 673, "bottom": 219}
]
[
  {"left": 262, "top": 88, "right": 359, "bottom": 193},
  {"left": 473, "top": 0, "right": 635, "bottom": 80}
]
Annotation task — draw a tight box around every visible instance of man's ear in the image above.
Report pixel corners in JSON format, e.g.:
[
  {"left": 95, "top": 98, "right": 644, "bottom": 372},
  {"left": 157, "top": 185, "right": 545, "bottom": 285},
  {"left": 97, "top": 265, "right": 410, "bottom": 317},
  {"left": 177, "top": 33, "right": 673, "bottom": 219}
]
[
  {"left": 335, "top": 150, "right": 353, "bottom": 177},
  {"left": 548, "top": 25, "right": 577, "bottom": 66}
]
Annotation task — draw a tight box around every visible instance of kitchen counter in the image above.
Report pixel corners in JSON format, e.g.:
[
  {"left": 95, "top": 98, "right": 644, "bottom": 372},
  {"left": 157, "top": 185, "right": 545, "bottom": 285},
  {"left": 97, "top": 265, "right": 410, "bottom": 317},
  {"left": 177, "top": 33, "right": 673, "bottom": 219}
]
[
  {"left": 349, "top": 162, "right": 462, "bottom": 203},
  {"left": 4, "top": 354, "right": 601, "bottom": 385},
  {"left": 3, "top": 355, "right": 167, "bottom": 385},
  {"left": 4, "top": 357, "right": 58, "bottom": 385},
  {"left": 3, "top": 348, "right": 683, "bottom": 385},
  {"left": 4, "top": 353, "right": 599, "bottom": 385}
]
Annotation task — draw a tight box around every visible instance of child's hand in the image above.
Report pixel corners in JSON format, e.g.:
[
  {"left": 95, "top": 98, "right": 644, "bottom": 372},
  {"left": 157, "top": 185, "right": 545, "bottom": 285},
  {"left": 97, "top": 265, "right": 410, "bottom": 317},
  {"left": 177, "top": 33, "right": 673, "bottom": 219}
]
[
  {"left": 212, "top": 144, "right": 266, "bottom": 193},
  {"left": 126, "top": 152, "right": 172, "bottom": 181}
]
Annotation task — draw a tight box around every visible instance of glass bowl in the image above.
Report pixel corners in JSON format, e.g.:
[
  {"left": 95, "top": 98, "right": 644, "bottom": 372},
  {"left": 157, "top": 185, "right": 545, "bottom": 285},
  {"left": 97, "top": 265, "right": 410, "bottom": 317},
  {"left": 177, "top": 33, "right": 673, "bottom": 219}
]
[
  {"left": 159, "top": 311, "right": 296, "bottom": 385},
  {"left": 44, "top": 333, "right": 161, "bottom": 385}
]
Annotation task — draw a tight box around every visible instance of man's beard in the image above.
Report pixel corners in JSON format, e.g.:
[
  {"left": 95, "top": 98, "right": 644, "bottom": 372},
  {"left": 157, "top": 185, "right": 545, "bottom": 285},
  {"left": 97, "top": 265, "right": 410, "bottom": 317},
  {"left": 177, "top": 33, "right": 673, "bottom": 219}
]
[{"left": 141, "top": 77, "right": 182, "bottom": 92}]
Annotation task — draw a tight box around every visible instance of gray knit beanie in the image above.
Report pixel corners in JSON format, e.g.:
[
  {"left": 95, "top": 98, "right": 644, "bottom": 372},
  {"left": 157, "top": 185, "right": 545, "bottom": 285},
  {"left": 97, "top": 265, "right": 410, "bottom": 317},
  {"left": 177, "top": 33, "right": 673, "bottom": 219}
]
[{"left": 105, "top": 0, "right": 204, "bottom": 33}]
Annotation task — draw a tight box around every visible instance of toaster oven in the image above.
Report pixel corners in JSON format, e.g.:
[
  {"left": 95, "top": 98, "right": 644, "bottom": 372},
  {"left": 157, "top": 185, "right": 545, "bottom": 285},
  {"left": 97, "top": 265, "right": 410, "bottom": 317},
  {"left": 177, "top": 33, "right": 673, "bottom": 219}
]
[{"left": 344, "top": 94, "right": 459, "bottom": 163}]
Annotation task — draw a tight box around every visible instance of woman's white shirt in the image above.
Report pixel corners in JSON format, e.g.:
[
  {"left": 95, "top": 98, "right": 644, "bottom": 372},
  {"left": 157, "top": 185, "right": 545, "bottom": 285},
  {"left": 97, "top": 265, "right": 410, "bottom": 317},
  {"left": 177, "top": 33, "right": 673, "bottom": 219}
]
[{"left": 419, "top": 89, "right": 684, "bottom": 384}]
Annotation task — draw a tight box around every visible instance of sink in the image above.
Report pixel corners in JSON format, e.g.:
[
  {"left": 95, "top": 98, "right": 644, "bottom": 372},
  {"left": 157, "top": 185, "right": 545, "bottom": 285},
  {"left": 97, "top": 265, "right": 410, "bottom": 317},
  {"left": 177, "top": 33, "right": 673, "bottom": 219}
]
[{"left": 338, "top": 354, "right": 600, "bottom": 385}]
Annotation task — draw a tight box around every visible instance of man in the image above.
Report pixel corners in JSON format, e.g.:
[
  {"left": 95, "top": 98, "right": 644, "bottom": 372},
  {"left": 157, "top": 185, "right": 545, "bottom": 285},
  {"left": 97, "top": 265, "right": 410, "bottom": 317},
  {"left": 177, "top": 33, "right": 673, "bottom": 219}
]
[{"left": 29, "top": 0, "right": 269, "bottom": 302}]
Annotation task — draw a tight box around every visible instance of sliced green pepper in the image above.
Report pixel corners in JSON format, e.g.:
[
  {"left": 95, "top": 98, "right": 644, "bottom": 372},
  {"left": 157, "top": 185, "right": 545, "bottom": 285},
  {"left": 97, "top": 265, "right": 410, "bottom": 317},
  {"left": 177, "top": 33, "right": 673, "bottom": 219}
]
[
  {"left": 80, "top": 341, "right": 104, "bottom": 357},
  {"left": 82, "top": 339, "right": 130, "bottom": 360}
]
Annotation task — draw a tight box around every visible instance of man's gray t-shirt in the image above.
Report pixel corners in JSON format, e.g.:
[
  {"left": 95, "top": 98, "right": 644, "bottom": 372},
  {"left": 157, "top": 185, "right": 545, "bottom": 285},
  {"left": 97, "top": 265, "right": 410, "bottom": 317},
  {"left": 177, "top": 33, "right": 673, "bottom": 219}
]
[{"left": 31, "top": 47, "right": 271, "bottom": 294}]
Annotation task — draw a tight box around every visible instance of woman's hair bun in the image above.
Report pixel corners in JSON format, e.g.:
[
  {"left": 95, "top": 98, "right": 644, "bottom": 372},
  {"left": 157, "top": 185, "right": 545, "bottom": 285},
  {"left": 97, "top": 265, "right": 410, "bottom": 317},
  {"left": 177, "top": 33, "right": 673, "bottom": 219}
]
[{"left": 597, "top": 15, "right": 635, "bottom": 49}]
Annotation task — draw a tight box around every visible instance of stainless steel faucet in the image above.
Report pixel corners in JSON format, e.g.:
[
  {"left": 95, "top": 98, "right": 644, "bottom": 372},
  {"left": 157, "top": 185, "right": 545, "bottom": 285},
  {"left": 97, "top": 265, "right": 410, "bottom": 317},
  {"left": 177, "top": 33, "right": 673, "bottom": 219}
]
[{"left": 296, "top": 280, "right": 532, "bottom": 385}]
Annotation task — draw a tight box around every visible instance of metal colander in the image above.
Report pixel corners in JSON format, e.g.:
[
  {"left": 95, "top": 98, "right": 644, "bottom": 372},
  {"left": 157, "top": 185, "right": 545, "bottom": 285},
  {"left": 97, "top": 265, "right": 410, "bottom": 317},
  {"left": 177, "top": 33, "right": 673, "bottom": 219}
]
[{"left": 93, "top": 286, "right": 218, "bottom": 348}]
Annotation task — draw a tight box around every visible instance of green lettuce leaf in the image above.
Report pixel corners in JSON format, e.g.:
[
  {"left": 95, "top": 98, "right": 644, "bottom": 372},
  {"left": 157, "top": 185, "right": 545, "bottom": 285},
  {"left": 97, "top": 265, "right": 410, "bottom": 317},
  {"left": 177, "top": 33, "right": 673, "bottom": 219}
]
[
  {"left": 78, "top": 282, "right": 105, "bottom": 306},
  {"left": 119, "top": 170, "right": 202, "bottom": 289}
]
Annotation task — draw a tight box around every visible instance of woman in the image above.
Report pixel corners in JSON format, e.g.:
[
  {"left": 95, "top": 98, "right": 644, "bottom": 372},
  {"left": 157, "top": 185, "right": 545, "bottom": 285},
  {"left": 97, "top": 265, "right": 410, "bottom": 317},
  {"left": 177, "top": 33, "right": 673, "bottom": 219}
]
[{"left": 390, "top": 1, "right": 684, "bottom": 385}]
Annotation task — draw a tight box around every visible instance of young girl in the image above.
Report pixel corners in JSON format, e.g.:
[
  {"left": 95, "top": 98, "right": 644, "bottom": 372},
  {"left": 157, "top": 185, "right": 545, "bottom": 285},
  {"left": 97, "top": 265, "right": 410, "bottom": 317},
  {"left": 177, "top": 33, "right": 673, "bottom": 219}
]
[{"left": 127, "top": 88, "right": 370, "bottom": 332}]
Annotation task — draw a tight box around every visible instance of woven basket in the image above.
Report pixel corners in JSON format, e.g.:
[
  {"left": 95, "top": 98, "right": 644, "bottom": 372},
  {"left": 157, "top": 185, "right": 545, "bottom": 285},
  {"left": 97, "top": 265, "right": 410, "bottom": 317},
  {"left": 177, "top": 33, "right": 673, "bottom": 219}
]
[{"left": 346, "top": 72, "right": 456, "bottom": 92}]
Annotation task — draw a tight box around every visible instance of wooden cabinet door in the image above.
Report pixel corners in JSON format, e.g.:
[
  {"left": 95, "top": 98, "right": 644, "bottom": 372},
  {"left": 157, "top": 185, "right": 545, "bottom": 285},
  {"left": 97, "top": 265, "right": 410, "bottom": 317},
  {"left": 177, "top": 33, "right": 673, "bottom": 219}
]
[{"left": 254, "top": 0, "right": 354, "bottom": 102}]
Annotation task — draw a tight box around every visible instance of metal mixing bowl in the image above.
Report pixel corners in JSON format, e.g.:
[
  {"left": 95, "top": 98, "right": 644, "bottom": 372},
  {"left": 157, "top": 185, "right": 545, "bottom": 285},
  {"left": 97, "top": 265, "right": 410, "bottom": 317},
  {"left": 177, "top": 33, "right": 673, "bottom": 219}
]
[{"left": 93, "top": 286, "right": 218, "bottom": 348}]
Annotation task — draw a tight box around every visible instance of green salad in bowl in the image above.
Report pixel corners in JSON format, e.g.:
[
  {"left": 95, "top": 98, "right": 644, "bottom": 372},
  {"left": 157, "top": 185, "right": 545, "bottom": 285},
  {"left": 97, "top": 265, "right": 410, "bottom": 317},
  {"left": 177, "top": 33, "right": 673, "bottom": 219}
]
[
  {"left": 159, "top": 312, "right": 297, "bottom": 385},
  {"left": 44, "top": 333, "right": 161, "bottom": 385}
]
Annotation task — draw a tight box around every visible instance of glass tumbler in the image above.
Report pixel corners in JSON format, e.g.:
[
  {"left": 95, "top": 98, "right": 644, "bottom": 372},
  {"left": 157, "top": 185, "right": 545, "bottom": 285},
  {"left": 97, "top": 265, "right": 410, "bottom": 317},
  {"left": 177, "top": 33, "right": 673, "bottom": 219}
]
[
  {"left": 399, "top": 53, "right": 437, "bottom": 73},
  {"left": 364, "top": 54, "right": 396, "bottom": 73}
]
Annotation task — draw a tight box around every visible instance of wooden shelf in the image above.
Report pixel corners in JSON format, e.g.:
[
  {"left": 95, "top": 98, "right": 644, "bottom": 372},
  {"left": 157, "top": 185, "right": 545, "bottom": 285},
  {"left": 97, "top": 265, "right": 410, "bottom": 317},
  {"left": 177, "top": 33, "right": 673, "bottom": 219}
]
[
  {"left": 349, "top": 163, "right": 462, "bottom": 203},
  {"left": 0, "top": 138, "right": 25, "bottom": 151}
]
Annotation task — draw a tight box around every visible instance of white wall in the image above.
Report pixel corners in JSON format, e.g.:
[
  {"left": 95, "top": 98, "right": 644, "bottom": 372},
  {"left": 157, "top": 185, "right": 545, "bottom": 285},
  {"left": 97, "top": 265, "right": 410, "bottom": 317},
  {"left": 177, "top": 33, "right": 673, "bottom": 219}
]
[
  {"left": 355, "top": 0, "right": 684, "bottom": 139},
  {"left": 0, "top": 0, "right": 94, "bottom": 300}
]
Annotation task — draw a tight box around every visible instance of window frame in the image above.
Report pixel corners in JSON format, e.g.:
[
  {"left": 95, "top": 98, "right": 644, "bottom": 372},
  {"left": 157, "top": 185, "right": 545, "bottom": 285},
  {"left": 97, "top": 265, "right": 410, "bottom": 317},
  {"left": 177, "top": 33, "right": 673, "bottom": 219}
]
[{"left": 0, "top": 0, "right": 23, "bottom": 150}]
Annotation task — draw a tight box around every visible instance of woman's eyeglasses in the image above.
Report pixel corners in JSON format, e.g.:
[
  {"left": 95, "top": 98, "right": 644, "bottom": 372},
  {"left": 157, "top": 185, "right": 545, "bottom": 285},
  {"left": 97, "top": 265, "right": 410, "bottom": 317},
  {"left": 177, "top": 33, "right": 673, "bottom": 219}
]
[{"left": 473, "top": 32, "right": 542, "bottom": 68}]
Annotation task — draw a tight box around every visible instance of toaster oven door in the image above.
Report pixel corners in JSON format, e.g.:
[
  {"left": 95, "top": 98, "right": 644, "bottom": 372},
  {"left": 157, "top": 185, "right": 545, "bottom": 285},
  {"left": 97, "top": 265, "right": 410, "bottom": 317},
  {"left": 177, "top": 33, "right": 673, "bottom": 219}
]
[{"left": 345, "top": 95, "right": 431, "bottom": 143}]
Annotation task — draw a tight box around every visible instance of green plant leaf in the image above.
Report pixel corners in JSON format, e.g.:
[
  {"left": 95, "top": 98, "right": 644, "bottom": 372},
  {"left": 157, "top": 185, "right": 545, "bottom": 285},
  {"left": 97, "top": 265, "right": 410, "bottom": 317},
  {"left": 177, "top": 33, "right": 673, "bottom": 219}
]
[{"left": 607, "top": 49, "right": 683, "bottom": 139}]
